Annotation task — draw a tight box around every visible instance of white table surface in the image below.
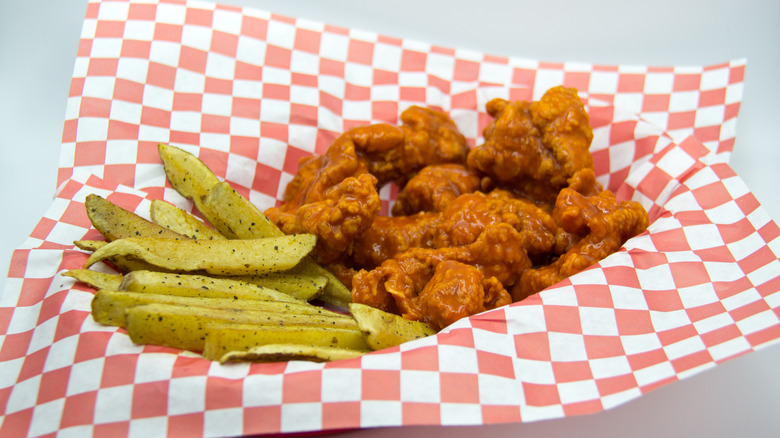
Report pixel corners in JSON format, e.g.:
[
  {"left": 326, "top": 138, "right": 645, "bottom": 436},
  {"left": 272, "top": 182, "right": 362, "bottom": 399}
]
[{"left": 1, "top": 1, "right": 779, "bottom": 437}]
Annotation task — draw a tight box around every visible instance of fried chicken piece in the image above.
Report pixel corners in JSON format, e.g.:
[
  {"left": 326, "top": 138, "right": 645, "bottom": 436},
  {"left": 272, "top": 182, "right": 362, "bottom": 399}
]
[
  {"left": 467, "top": 86, "right": 594, "bottom": 204},
  {"left": 353, "top": 106, "right": 469, "bottom": 186},
  {"left": 265, "top": 129, "right": 380, "bottom": 263},
  {"left": 433, "top": 190, "right": 566, "bottom": 260},
  {"left": 417, "top": 261, "right": 511, "bottom": 331},
  {"left": 351, "top": 212, "right": 442, "bottom": 270},
  {"left": 391, "top": 164, "right": 481, "bottom": 216},
  {"left": 266, "top": 107, "right": 468, "bottom": 263},
  {"left": 512, "top": 187, "right": 649, "bottom": 301},
  {"left": 352, "top": 223, "right": 527, "bottom": 330}
]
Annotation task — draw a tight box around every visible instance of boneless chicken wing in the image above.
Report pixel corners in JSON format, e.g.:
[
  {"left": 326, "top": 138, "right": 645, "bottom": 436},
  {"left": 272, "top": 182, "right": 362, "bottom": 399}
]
[
  {"left": 266, "top": 87, "right": 649, "bottom": 332},
  {"left": 467, "top": 86, "right": 594, "bottom": 204}
]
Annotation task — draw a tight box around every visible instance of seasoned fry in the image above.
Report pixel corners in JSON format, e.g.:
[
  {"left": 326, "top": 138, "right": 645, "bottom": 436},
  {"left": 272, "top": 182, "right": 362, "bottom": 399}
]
[
  {"left": 348, "top": 303, "right": 436, "bottom": 350},
  {"left": 200, "top": 181, "right": 284, "bottom": 239},
  {"left": 227, "top": 272, "right": 326, "bottom": 301},
  {"left": 287, "top": 261, "right": 352, "bottom": 307},
  {"left": 156, "top": 143, "right": 352, "bottom": 307},
  {"left": 85, "top": 234, "right": 316, "bottom": 276},
  {"left": 202, "top": 323, "right": 369, "bottom": 361},
  {"left": 149, "top": 199, "right": 226, "bottom": 240},
  {"left": 119, "top": 270, "right": 304, "bottom": 303},
  {"left": 91, "top": 290, "right": 343, "bottom": 327},
  {"left": 157, "top": 143, "right": 220, "bottom": 205},
  {"left": 124, "top": 303, "right": 359, "bottom": 352},
  {"left": 85, "top": 194, "right": 187, "bottom": 241},
  {"left": 218, "top": 344, "right": 366, "bottom": 364},
  {"left": 62, "top": 269, "right": 123, "bottom": 291},
  {"left": 73, "top": 240, "right": 167, "bottom": 273}
]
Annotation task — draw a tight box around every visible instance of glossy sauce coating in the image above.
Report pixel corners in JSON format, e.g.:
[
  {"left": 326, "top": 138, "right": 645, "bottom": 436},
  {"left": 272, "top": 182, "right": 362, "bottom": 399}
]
[{"left": 267, "top": 86, "right": 649, "bottom": 331}]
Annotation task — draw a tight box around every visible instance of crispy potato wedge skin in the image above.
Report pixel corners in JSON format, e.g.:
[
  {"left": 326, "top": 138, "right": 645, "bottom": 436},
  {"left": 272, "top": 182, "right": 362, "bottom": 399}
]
[
  {"left": 62, "top": 269, "right": 123, "bottom": 291},
  {"left": 85, "top": 234, "right": 316, "bottom": 276},
  {"left": 201, "top": 181, "right": 284, "bottom": 239},
  {"left": 124, "top": 303, "right": 358, "bottom": 352},
  {"left": 158, "top": 143, "right": 220, "bottom": 204},
  {"left": 203, "top": 323, "right": 369, "bottom": 361},
  {"left": 348, "top": 303, "right": 436, "bottom": 350},
  {"left": 157, "top": 143, "right": 351, "bottom": 307},
  {"left": 225, "top": 272, "right": 325, "bottom": 301},
  {"left": 149, "top": 199, "right": 226, "bottom": 240},
  {"left": 73, "top": 240, "right": 169, "bottom": 273},
  {"left": 91, "top": 290, "right": 342, "bottom": 327},
  {"left": 287, "top": 260, "right": 352, "bottom": 307},
  {"left": 119, "top": 270, "right": 303, "bottom": 303},
  {"left": 218, "top": 344, "right": 366, "bottom": 364},
  {"left": 85, "top": 194, "right": 187, "bottom": 241}
]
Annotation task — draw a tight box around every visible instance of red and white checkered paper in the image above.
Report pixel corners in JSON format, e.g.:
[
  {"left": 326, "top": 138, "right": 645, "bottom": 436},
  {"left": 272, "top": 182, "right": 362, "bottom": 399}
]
[{"left": 2, "top": 0, "right": 779, "bottom": 437}]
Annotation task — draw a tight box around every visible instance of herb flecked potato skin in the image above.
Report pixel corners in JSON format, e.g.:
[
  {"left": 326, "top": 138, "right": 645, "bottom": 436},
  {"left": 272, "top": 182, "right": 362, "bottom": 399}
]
[
  {"left": 218, "top": 344, "right": 366, "bottom": 364},
  {"left": 68, "top": 142, "right": 440, "bottom": 364},
  {"left": 123, "top": 303, "right": 360, "bottom": 353},
  {"left": 349, "top": 303, "right": 436, "bottom": 350},
  {"left": 91, "top": 290, "right": 342, "bottom": 327},
  {"left": 85, "top": 194, "right": 188, "bottom": 241},
  {"left": 84, "top": 234, "right": 317, "bottom": 276},
  {"left": 158, "top": 143, "right": 353, "bottom": 307},
  {"left": 202, "top": 324, "right": 370, "bottom": 361},
  {"left": 149, "top": 199, "right": 226, "bottom": 240},
  {"left": 119, "top": 270, "right": 305, "bottom": 303}
]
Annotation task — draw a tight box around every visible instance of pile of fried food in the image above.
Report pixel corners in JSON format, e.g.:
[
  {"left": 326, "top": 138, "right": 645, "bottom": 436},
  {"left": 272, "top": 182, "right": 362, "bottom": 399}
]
[
  {"left": 65, "top": 143, "right": 435, "bottom": 363},
  {"left": 66, "top": 85, "right": 649, "bottom": 363},
  {"left": 267, "top": 86, "right": 649, "bottom": 331}
]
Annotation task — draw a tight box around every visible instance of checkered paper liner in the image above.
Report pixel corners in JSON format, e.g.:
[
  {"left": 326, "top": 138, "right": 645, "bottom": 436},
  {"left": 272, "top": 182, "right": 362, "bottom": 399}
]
[{"left": 2, "top": 0, "right": 779, "bottom": 436}]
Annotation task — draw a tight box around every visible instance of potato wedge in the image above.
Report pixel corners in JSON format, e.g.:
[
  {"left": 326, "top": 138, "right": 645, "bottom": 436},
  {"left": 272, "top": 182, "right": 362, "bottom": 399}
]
[
  {"left": 119, "top": 270, "right": 303, "bottom": 303},
  {"left": 73, "top": 240, "right": 168, "bottom": 273},
  {"left": 62, "top": 269, "right": 123, "bottom": 291},
  {"left": 157, "top": 143, "right": 352, "bottom": 307},
  {"left": 124, "top": 303, "right": 359, "bottom": 352},
  {"left": 199, "top": 181, "right": 284, "bottom": 239},
  {"left": 149, "top": 199, "right": 226, "bottom": 240},
  {"left": 85, "top": 194, "right": 187, "bottom": 241},
  {"left": 218, "top": 344, "right": 366, "bottom": 364},
  {"left": 202, "top": 323, "right": 369, "bottom": 361},
  {"left": 287, "top": 260, "right": 352, "bottom": 307},
  {"left": 91, "top": 290, "right": 344, "bottom": 327},
  {"left": 348, "top": 303, "right": 436, "bottom": 350},
  {"left": 85, "top": 234, "right": 316, "bottom": 276},
  {"left": 157, "top": 143, "right": 220, "bottom": 205},
  {"left": 226, "top": 272, "right": 326, "bottom": 301}
]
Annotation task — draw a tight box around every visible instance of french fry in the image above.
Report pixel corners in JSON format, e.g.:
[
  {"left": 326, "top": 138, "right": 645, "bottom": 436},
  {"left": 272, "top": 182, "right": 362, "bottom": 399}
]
[
  {"left": 91, "top": 290, "right": 344, "bottom": 327},
  {"left": 157, "top": 143, "right": 353, "bottom": 307},
  {"left": 85, "top": 234, "right": 316, "bottom": 276},
  {"left": 202, "top": 323, "right": 369, "bottom": 361},
  {"left": 157, "top": 143, "right": 220, "bottom": 206},
  {"left": 85, "top": 194, "right": 187, "bottom": 241},
  {"left": 348, "top": 303, "right": 436, "bottom": 350},
  {"left": 73, "top": 240, "right": 168, "bottom": 273},
  {"left": 119, "top": 270, "right": 304, "bottom": 303},
  {"left": 218, "top": 344, "right": 366, "bottom": 364},
  {"left": 225, "top": 272, "right": 326, "bottom": 301},
  {"left": 149, "top": 199, "right": 226, "bottom": 240},
  {"left": 200, "top": 181, "right": 284, "bottom": 239},
  {"left": 287, "top": 261, "right": 352, "bottom": 307},
  {"left": 62, "top": 269, "right": 123, "bottom": 291},
  {"left": 124, "top": 303, "right": 360, "bottom": 352}
]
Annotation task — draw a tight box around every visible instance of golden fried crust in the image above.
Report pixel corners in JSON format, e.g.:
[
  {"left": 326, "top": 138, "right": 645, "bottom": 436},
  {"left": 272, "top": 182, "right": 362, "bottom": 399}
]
[
  {"left": 467, "top": 86, "right": 594, "bottom": 204},
  {"left": 512, "top": 188, "right": 649, "bottom": 301},
  {"left": 391, "top": 164, "right": 481, "bottom": 216},
  {"left": 352, "top": 223, "right": 530, "bottom": 330}
]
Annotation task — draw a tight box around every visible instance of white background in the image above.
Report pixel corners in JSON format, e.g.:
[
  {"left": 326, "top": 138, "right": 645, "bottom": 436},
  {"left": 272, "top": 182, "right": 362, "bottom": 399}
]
[{"left": 1, "top": 1, "right": 778, "bottom": 437}]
